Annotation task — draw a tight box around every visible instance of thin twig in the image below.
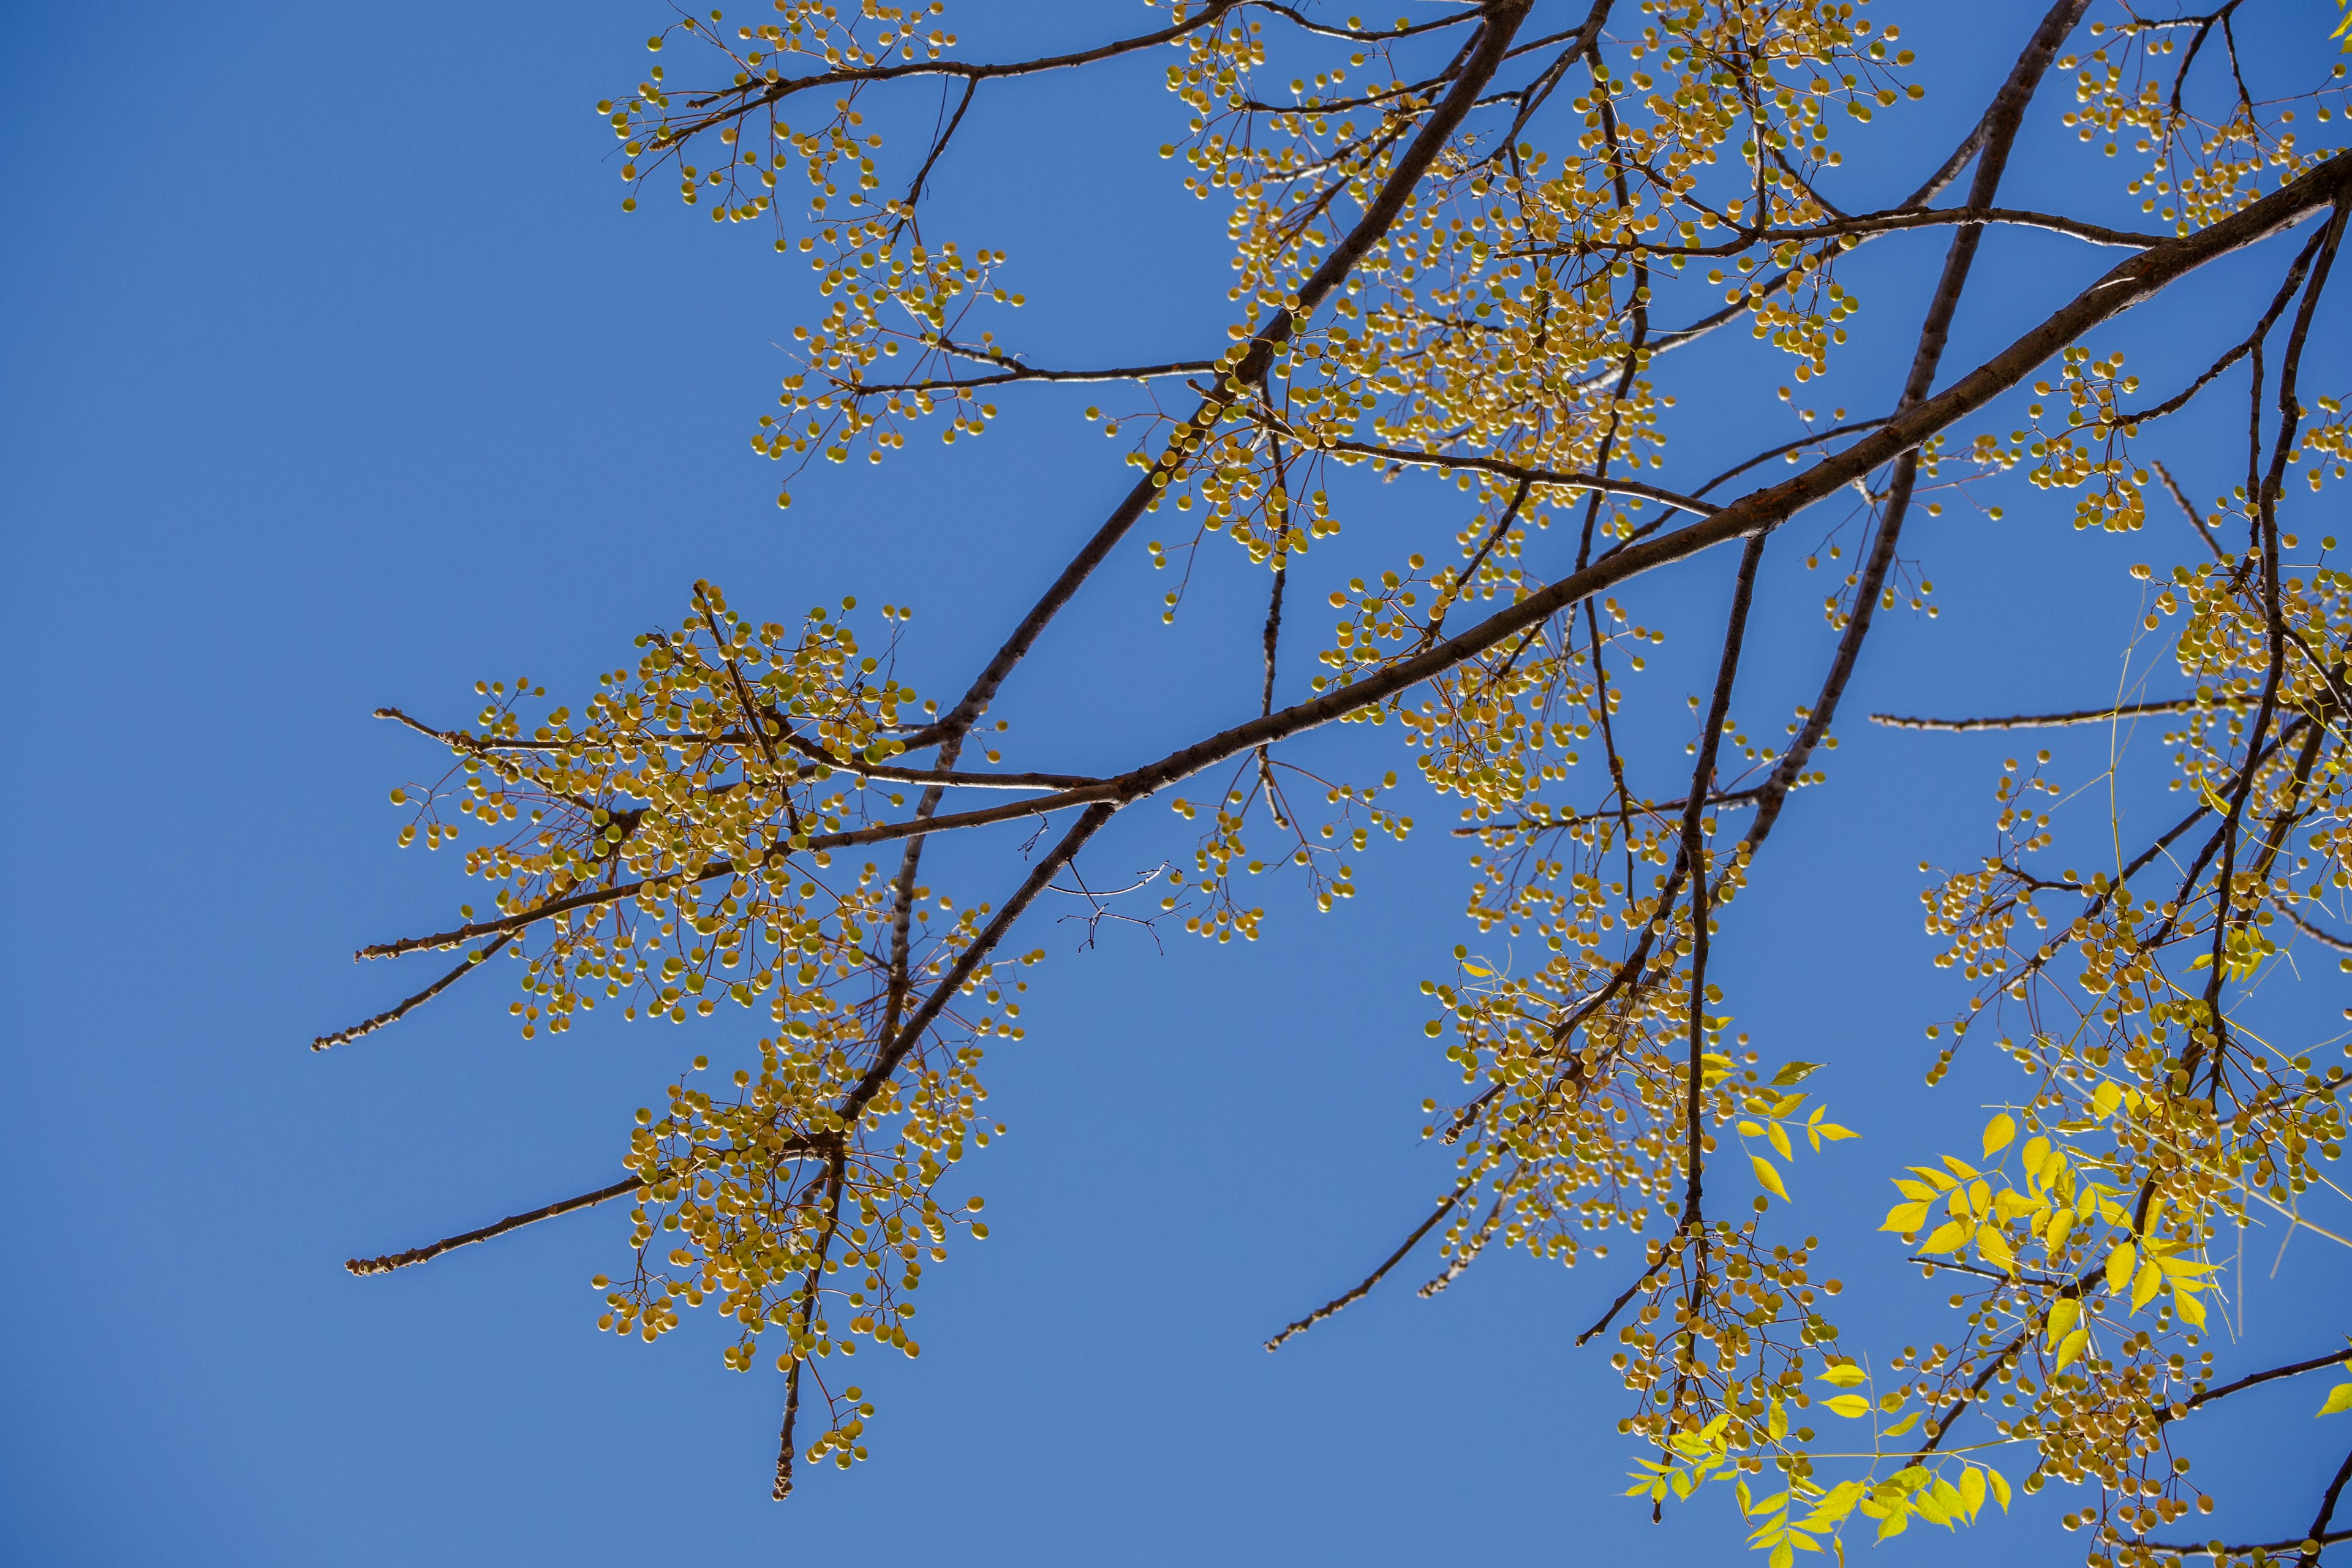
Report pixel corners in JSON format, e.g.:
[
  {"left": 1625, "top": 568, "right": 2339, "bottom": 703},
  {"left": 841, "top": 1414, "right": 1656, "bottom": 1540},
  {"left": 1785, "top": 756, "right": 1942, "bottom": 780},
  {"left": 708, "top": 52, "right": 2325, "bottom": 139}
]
[
  {"left": 1869, "top": 698, "right": 2199, "bottom": 733},
  {"left": 312, "top": 935, "right": 513, "bottom": 1051},
  {"left": 1264, "top": 1178, "right": 1474, "bottom": 1351}
]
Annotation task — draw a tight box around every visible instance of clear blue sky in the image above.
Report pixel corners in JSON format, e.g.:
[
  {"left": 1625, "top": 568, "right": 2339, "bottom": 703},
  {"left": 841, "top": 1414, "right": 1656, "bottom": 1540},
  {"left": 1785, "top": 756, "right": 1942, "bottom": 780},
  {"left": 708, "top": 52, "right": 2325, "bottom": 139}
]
[{"left": 4, "top": 3, "right": 2347, "bottom": 1563}]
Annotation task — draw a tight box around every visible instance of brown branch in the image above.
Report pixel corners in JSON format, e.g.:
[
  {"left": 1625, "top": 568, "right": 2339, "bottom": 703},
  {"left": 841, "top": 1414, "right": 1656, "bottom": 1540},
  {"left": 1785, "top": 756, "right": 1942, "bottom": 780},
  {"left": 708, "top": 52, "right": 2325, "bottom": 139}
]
[
  {"left": 1677, "top": 532, "right": 1768, "bottom": 1246},
  {"left": 897, "top": 77, "right": 976, "bottom": 222},
  {"left": 775, "top": 1143, "right": 848, "bottom": 1501},
  {"left": 1415, "top": 1195, "right": 1504, "bottom": 1298},
  {"left": 344, "top": 1174, "right": 647, "bottom": 1276},
  {"left": 1624, "top": 203, "right": 2166, "bottom": 259},
  {"left": 1743, "top": 0, "right": 2099, "bottom": 856},
  {"left": 311, "top": 935, "right": 512, "bottom": 1051},
  {"left": 2144, "top": 1529, "right": 2352, "bottom": 1558},
  {"left": 2113, "top": 221, "right": 2335, "bottom": 427},
  {"left": 349, "top": 148, "right": 2352, "bottom": 970},
  {"left": 1577, "top": 1236, "right": 1689, "bottom": 1345},
  {"left": 1313, "top": 435, "right": 1716, "bottom": 517},
  {"left": 2275, "top": 897, "right": 2352, "bottom": 953},
  {"left": 2160, "top": 1344, "right": 2352, "bottom": 1424},
  {"left": 891, "top": 1, "right": 1539, "bottom": 760},
  {"left": 839, "top": 356, "right": 1219, "bottom": 398},
  {"left": 664, "top": 2, "right": 1253, "bottom": 136},
  {"left": 2299, "top": 1445, "right": 2352, "bottom": 1567},
  {"left": 1264, "top": 1178, "right": 1474, "bottom": 1351},
  {"left": 2151, "top": 458, "right": 2231, "bottom": 560},
  {"left": 1868, "top": 698, "right": 2199, "bottom": 733},
  {"left": 1449, "top": 786, "right": 1762, "bottom": 837},
  {"left": 839, "top": 804, "right": 1117, "bottom": 1123},
  {"left": 1692, "top": 419, "right": 1887, "bottom": 499}
]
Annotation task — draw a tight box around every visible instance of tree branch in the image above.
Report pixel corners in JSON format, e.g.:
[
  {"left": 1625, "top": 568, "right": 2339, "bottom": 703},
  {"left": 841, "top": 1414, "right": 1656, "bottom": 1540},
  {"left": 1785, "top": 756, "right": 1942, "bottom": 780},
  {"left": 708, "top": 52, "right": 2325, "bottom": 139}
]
[{"left": 1868, "top": 698, "right": 2199, "bottom": 733}]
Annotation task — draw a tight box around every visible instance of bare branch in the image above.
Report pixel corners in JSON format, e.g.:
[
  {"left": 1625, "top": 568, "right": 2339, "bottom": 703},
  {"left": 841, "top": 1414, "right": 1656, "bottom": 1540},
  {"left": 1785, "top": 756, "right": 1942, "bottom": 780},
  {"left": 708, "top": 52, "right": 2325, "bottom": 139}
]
[
  {"left": 345, "top": 1174, "right": 648, "bottom": 1276},
  {"left": 1869, "top": 698, "right": 2199, "bottom": 733},
  {"left": 1264, "top": 1178, "right": 1473, "bottom": 1351},
  {"left": 312, "top": 935, "right": 512, "bottom": 1051}
]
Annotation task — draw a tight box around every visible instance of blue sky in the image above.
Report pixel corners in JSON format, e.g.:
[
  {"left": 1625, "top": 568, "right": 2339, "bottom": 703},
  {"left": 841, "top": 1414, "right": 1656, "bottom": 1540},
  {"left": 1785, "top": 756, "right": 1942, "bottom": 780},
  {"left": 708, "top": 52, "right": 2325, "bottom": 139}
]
[{"left": 5, "top": 2, "right": 2349, "bottom": 1563}]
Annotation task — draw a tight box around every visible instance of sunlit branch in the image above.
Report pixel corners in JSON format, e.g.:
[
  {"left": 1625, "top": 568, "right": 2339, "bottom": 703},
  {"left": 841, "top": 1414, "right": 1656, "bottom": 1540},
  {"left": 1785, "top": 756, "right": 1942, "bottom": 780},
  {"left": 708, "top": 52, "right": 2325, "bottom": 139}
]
[
  {"left": 1868, "top": 698, "right": 2199, "bottom": 732},
  {"left": 1311, "top": 435, "right": 1716, "bottom": 517},
  {"left": 1448, "top": 787, "right": 1763, "bottom": 837},
  {"left": 2111, "top": 221, "right": 2335, "bottom": 427},
  {"left": 350, "top": 148, "right": 2352, "bottom": 988},
  {"left": 662, "top": 1, "right": 1253, "bottom": 140},
  {"left": 891, "top": 1, "right": 1539, "bottom": 760},
  {"left": 2152, "top": 457, "right": 2231, "bottom": 561},
  {"left": 2157, "top": 1344, "right": 2352, "bottom": 1426},
  {"left": 311, "top": 935, "right": 513, "bottom": 1052},
  {"left": 2142, "top": 1528, "right": 2352, "bottom": 1559},
  {"left": 1692, "top": 419, "right": 1887, "bottom": 498},
  {"left": 1610, "top": 203, "right": 2166, "bottom": 261},
  {"left": 1743, "top": 0, "right": 2098, "bottom": 856},
  {"left": 836, "top": 355, "right": 1218, "bottom": 398},
  {"left": 1264, "top": 1177, "right": 1474, "bottom": 1351},
  {"left": 347, "top": 1174, "right": 648, "bottom": 1276}
]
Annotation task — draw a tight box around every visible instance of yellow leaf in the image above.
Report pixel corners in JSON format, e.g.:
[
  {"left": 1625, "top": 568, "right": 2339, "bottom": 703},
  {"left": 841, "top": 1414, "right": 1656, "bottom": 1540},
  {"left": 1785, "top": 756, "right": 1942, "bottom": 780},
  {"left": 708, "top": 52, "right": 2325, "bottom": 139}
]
[
  {"left": 1817, "top": 1363, "right": 1868, "bottom": 1388},
  {"left": 1461, "top": 962, "right": 1492, "bottom": 977},
  {"left": 2054, "top": 1327, "right": 2090, "bottom": 1372},
  {"left": 1883, "top": 1411, "right": 1919, "bottom": 1438},
  {"left": 2092, "top": 1082, "right": 2123, "bottom": 1120},
  {"left": 1976, "top": 1224, "right": 2017, "bottom": 1274},
  {"left": 1983, "top": 1114, "right": 2016, "bottom": 1157},
  {"left": 1812, "top": 1121, "right": 1858, "bottom": 1143},
  {"left": 1881, "top": 1200, "right": 1931, "bottom": 1234},
  {"left": 1892, "top": 1178, "right": 1935, "bottom": 1201},
  {"left": 1920, "top": 1219, "right": 1969, "bottom": 1255},
  {"left": 2131, "top": 1261, "right": 2163, "bottom": 1313},
  {"left": 1770, "top": 1543, "right": 1794, "bottom": 1568},
  {"left": 1768, "top": 1120, "right": 1794, "bottom": 1161},
  {"left": 2043, "top": 1208, "right": 2075, "bottom": 1253},
  {"left": 1822, "top": 1394, "right": 1871, "bottom": 1419},
  {"left": 1992, "top": 1189, "right": 2041, "bottom": 1220},
  {"left": 1941, "top": 1155, "right": 1980, "bottom": 1180},
  {"left": 1909, "top": 1166, "right": 1958, "bottom": 1193},
  {"left": 2176, "top": 1286, "right": 2207, "bottom": 1329},
  {"left": 1986, "top": 1466, "right": 2011, "bottom": 1512},
  {"left": 2106, "top": 1241, "right": 2136, "bottom": 1294},
  {"left": 2019, "top": 1136, "right": 2052, "bottom": 1188},
  {"left": 1770, "top": 1400, "right": 1789, "bottom": 1439},
  {"left": 1959, "top": 1466, "right": 1986, "bottom": 1521},
  {"left": 2319, "top": 1383, "right": 2352, "bottom": 1417},
  {"left": 1738, "top": 1120, "right": 1766, "bottom": 1136},
  {"left": 1753, "top": 1155, "right": 1789, "bottom": 1202},
  {"left": 1877, "top": 1505, "right": 1910, "bottom": 1541}
]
